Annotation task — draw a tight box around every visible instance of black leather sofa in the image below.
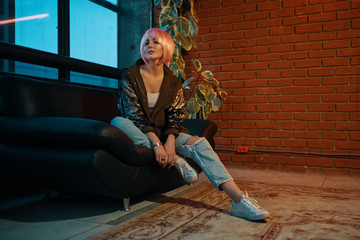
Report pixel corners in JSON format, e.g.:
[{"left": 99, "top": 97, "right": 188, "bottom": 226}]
[{"left": 0, "top": 73, "right": 217, "bottom": 210}]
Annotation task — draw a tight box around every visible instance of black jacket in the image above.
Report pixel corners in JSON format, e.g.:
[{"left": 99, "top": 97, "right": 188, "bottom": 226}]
[{"left": 118, "top": 59, "right": 188, "bottom": 141}]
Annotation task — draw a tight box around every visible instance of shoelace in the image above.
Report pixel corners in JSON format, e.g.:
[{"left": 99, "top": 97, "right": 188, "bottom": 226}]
[{"left": 242, "top": 190, "right": 261, "bottom": 207}]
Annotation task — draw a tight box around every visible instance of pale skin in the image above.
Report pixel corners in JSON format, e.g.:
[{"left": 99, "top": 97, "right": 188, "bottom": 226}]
[{"left": 141, "top": 37, "right": 243, "bottom": 203}]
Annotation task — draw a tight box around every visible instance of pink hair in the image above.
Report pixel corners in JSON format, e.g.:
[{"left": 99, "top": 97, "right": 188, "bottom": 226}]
[{"left": 140, "top": 28, "right": 175, "bottom": 66}]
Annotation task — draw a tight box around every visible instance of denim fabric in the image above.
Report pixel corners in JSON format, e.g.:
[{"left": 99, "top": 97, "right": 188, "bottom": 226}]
[{"left": 111, "top": 116, "right": 233, "bottom": 191}]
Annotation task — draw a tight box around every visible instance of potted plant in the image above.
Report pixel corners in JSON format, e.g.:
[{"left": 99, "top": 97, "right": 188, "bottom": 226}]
[{"left": 154, "top": 0, "right": 227, "bottom": 119}]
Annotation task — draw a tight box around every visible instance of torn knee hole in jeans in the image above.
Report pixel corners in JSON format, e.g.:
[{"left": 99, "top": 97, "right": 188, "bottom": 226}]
[{"left": 182, "top": 136, "right": 206, "bottom": 149}]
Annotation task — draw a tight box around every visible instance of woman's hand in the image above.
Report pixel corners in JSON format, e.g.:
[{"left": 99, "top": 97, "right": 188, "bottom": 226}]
[
  {"left": 164, "top": 134, "right": 177, "bottom": 165},
  {"left": 153, "top": 145, "right": 168, "bottom": 167}
]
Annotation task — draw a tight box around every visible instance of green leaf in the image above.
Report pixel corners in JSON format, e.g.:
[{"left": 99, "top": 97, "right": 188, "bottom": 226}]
[
  {"left": 174, "top": 16, "right": 190, "bottom": 37},
  {"left": 208, "top": 91, "right": 217, "bottom": 102},
  {"left": 161, "top": 0, "right": 170, "bottom": 8},
  {"left": 177, "top": 54, "right": 185, "bottom": 70},
  {"left": 172, "top": 0, "right": 183, "bottom": 8},
  {"left": 182, "top": 76, "right": 194, "bottom": 89},
  {"left": 154, "top": 0, "right": 161, "bottom": 5},
  {"left": 212, "top": 97, "right": 222, "bottom": 112},
  {"left": 219, "top": 90, "right": 228, "bottom": 100},
  {"left": 213, "top": 78, "right": 220, "bottom": 89},
  {"left": 187, "top": 97, "right": 200, "bottom": 114},
  {"left": 201, "top": 70, "right": 213, "bottom": 80},
  {"left": 192, "top": 59, "right": 202, "bottom": 72},
  {"left": 187, "top": 12, "right": 199, "bottom": 38},
  {"left": 175, "top": 32, "right": 192, "bottom": 51},
  {"left": 159, "top": 6, "right": 177, "bottom": 29}
]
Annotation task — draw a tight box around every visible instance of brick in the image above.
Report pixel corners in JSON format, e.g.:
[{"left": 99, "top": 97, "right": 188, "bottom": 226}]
[
  {"left": 211, "top": 7, "right": 232, "bottom": 17},
  {"left": 323, "top": 20, "right": 350, "bottom": 32},
  {"left": 336, "top": 122, "right": 360, "bottom": 131},
  {"left": 296, "top": 5, "right": 322, "bottom": 15},
  {"left": 351, "top": 93, "right": 360, "bottom": 102},
  {"left": 256, "top": 53, "right": 281, "bottom": 62},
  {"left": 322, "top": 94, "right": 349, "bottom": 102},
  {"left": 210, "top": 24, "right": 233, "bottom": 33},
  {"left": 269, "top": 27, "right": 294, "bottom": 36},
  {"left": 268, "top": 112, "right": 293, "bottom": 120},
  {"left": 269, "top": 130, "right": 293, "bottom": 138},
  {"left": 308, "top": 122, "right": 335, "bottom": 130},
  {"left": 233, "top": 39, "right": 256, "bottom": 48},
  {"left": 233, "top": 71, "right": 256, "bottom": 80},
  {"left": 244, "top": 46, "right": 268, "bottom": 54},
  {"left": 269, "top": 61, "right": 293, "bottom": 69},
  {"left": 233, "top": 55, "right": 256, "bottom": 63},
  {"left": 233, "top": 22, "right": 257, "bottom": 31},
  {"left": 244, "top": 29, "right": 268, "bottom": 39},
  {"left": 353, "top": 18, "right": 360, "bottom": 29},
  {"left": 281, "top": 157, "right": 306, "bottom": 166},
  {"left": 257, "top": 19, "right": 282, "bottom": 28},
  {"left": 281, "top": 69, "right": 307, "bottom": 77},
  {"left": 323, "top": 2, "right": 350, "bottom": 12},
  {"left": 282, "top": 52, "right": 308, "bottom": 60},
  {"left": 307, "top": 86, "right": 335, "bottom": 94},
  {"left": 295, "top": 42, "right": 322, "bottom": 51},
  {"left": 221, "top": 49, "right": 244, "bottom": 56},
  {"left": 221, "top": 113, "right": 244, "bottom": 120},
  {"left": 244, "top": 129, "right": 267, "bottom": 138},
  {"left": 244, "top": 113, "right": 267, "bottom": 120},
  {"left": 337, "top": 9, "right": 360, "bottom": 20},
  {"left": 323, "top": 40, "right": 350, "bottom": 49},
  {"left": 244, "top": 96, "right": 268, "bottom": 103},
  {"left": 308, "top": 12, "right": 336, "bottom": 23},
  {"left": 244, "top": 79, "right": 268, "bottom": 87},
  {"left": 283, "top": 0, "right": 307, "bottom": 8},
  {"left": 350, "top": 131, "right": 360, "bottom": 140},
  {"left": 268, "top": 95, "right": 293, "bottom": 103},
  {"left": 211, "top": 56, "right": 233, "bottom": 65},
  {"left": 295, "top": 59, "right": 321, "bottom": 68},
  {"left": 270, "top": 9, "right": 294, "bottom": 18},
  {"left": 221, "top": 14, "right": 244, "bottom": 23},
  {"left": 281, "top": 104, "right": 307, "bottom": 112},
  {"left": 269, "top": 79, "right": 293, "bottom": 87},
  {"left": 233, "top": 4, "right": 257, "bottom": 14},
  {"left": 244, "top": 62, "right": 268, "bottom": 70},
  {"left": 336, "top": 141, "right": 360, "bottom": 151},
  {"left": 308, "top": 103, "right": 335, "bottom": 112},
  {"left": 281, "top": 121, "right": 307, "bottom": 130},
  {"left": 308, "top": 50, "right": 336, "bottom": 58},
  {"left": 294, "top": 113, "right": 321, "bottom": 120},
  {"left": 282, "top": 35, "right": 307, "bottom": 43},
  {"left": 308, "top": 68, "right": 334, "bottom": 77},
  {"left": 335, "top": 159, "right": 360, "bottom": 169},
  {"left": 200, "top": 0, "right": 221, "bottom": 9},
  {"left": 283, "top": 16, "right": 307, "bottom": 26},
  {"left": 256, "top": 37, "right": 281, "bottom": 46},
  {"left": 256, "top": 88, "right": 281, "bottom": 95},
  {"left": 221, "top": 64, "right": 244, "bottom": 72},
  {"left": 337, "top": 30, "right": 360, "bottom": 39},
  {"left": 336, "top": 85, "right": 360, "bottom": 93},
  {"left": 211, "top": 41, "right": 233, "bottom": 49},
  {"left": 281, "top": 86, "right": 306, "bottom": 95},
  {"left": 221, "top": 129, "right": 244, "bottom": 137},
  {"left": 296, "top": 23, "right": 322, "bottom": 34},
  {"left": 244, "top": 11, "right": 268, "bottom": 21},
  {"left": 222, "top": 31, "right": 245, "bottom": 40},
  {"left": 322, "top": 113, "right": 348, "bottom": 121},
  {"left": 232, "top": 104, "right": 256, "bottom": 112},
  {"left": 257, "top": 104, "right": 281, "bottom": 112},
  {"left": 322, "top": 131, "right": 348, "bottom": 140},
  {"left": 294, "top": 77, "right": 321, "bottom": 86},
  {"left": 307, "top": 158, "right": 334, "bottom": 167},
  {"left": 294, "top": 131, "right": 321, "bottom": 139},
  {"left": 308, "top": 32, "right": 336, "bottom": 41},
  {"left": 258, "top": 70, "right": 281, "bottom": 79},
  {"left": 351, "top": 57, "right": 360, "bottom": 65},
  {"left": 269, "top": 44, "right": 293, "bottom": 53},
  {"left": 294, "top": 95, "right": 320, "bottom": 103},
  {"left": 322, "top": 76, "right": 349, "bottom": 85},
  {"left": 281, "top": 139, "right": 307, "bottom": 148},
  {"left": 336, "top": 66, "right": 360, "bottom": 76},
  {"left": 322, "top": 58, "right": 349, "bottom": 67},
  {"left": 257, "top": 1, "right": 281, "bottom": 11},
  {"left": 256, "top": 138, "right": 280, "bottom": 146},
  {"left": 200, "top": 17, "right": 221, "bottom": 26}
]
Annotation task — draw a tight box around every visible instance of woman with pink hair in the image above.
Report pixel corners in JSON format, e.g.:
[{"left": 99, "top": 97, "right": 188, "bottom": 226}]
[{"left": 111, "top": 28, "right": 270, "bottom": 221}]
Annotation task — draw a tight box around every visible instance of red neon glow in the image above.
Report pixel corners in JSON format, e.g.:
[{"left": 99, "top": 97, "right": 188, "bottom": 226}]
[{"left": 0, "top": 13, "right": 49, "bottom": 25}]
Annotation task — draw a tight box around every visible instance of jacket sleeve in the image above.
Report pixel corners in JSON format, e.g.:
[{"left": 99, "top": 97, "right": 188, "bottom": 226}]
[
  {"left": 118, "top": 75, "right": 155, "bottom": 133},
  {"left": 164, "top": 87, "right": 186, "bottom": 137}
]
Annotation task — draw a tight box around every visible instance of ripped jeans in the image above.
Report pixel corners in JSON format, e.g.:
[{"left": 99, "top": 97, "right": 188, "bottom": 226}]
[{"left": 111, "top": 117, "right": 233, "bottom": 191}]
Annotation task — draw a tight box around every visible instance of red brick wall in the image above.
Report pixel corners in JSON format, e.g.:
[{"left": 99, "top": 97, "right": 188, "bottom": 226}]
[{"left": 156, "top": 0, "right": 360, "bottom": 175}]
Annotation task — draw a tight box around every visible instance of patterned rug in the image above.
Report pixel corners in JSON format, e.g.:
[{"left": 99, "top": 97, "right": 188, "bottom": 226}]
[{"left": 89, "top": 181, "right": 360, "bottom": 240}]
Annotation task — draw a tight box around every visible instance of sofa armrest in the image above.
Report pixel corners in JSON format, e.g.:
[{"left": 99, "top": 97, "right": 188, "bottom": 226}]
[
  {"left": 0, "top": 116, "right": 154, "bottom": 166},
  {"left": 182, "top": 119, "right": 218, "bottom": 149}
]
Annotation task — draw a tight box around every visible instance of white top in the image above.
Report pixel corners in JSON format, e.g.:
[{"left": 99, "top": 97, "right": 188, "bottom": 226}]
[{"left": 147, "top": 92, "right": 160, "bottom": 113}]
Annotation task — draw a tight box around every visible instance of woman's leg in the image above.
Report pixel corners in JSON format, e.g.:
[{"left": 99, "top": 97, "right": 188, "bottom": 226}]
[
  {"left": 110, "top": 116, "right": 151, "bottom": 148},
  {"left": 175, "top": 133, "right": 270, "bottom": 220}
]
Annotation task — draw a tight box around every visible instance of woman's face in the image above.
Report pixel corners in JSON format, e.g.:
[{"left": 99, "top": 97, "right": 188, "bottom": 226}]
[{"left": 143, "top": 38, "right": 163, "bottom": 63}]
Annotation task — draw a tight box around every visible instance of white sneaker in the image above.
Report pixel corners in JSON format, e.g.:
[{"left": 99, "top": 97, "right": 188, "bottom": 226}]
[
  {"left": 231, "top": 191, "right": 270, "bottom": 221},
  {"left": 172, "top": 158, "right": 198, "bottom": 184}
]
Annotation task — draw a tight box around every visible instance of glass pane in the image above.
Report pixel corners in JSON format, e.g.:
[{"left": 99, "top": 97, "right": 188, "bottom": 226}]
[
  {"left": 70, "top": 71, "right": 118, "bottom": 89},
  {"left": 0, "top": 59, "right": 58, "bottom": 79},
  {"left": 14, "top": 0, "right": 57, "bottom": 53},
  {"left": 70, "top": 0, "right": 117, "bottom": 68},
  {"left": 106, "top": 0, "right": 118, "bottom": 5}
]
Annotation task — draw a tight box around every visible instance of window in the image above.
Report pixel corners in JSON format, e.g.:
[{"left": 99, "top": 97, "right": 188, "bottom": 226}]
[{"left": 0, "top": 0, "right": 152, "bottom": 88}]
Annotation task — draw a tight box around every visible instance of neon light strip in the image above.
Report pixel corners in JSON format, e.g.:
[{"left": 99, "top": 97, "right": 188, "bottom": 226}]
[{"left": 0, "top": 13, "right": 49, "bottom": 25}]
